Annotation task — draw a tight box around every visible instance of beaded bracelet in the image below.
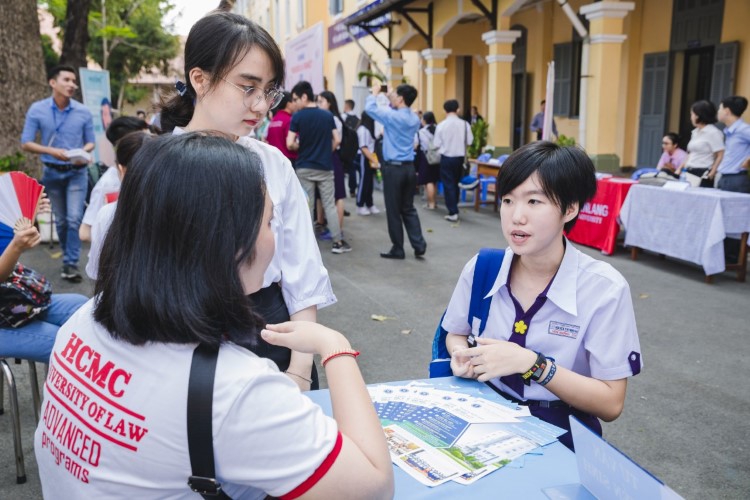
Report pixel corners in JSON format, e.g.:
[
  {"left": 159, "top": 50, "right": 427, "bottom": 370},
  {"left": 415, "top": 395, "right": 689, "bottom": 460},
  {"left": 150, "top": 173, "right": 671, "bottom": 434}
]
[
  {"left": 285, "top": 370, "right": 312, "bottom": 384},
  {"left": 321, "top": 349, "right": 361, "bottom": 367},
  {"left": 538, "top": 360, "right": 557, "bottom": 386}
]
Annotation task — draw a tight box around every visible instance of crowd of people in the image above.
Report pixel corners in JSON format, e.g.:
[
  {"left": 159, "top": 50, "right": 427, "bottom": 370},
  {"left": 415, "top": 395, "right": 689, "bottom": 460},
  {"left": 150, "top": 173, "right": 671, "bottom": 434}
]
[{"left": 3, "top": 6, "right": 748, "bottom": 498}]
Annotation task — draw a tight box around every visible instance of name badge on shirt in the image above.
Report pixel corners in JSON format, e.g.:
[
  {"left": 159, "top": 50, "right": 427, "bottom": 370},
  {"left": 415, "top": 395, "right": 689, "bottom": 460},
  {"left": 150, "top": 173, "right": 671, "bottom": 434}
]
[{"left": 548, "top": 321, "right": 580, "bottom": 339}]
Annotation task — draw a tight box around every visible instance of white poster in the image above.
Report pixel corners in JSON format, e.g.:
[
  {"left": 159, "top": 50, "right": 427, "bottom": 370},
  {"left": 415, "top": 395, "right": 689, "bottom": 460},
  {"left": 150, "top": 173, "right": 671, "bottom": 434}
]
[
  {"left": 284, "top": 22, "right": 324, "bottom": 93},
  {"left": 79, "top": 68, "right": 115, "bottom": 165}
]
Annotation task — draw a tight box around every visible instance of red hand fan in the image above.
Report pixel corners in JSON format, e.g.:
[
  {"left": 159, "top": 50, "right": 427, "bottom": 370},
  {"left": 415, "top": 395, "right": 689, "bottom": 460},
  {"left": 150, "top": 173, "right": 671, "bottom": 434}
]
[{"left": 0, "top": 172, "right": 45, "bottom": 231}]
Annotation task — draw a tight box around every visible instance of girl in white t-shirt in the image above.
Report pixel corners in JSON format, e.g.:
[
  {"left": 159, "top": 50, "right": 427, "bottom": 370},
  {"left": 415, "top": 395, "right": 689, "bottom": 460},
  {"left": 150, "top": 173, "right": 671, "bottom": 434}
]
[
  {"left": 34, "top": 133, "right": 392, "bottom": 499},
  {"left": 676, "top": 100, "right": 725, "bottom": 184},
  {"left": 160, "top": 12, "right": 336, "bottom": 390}
]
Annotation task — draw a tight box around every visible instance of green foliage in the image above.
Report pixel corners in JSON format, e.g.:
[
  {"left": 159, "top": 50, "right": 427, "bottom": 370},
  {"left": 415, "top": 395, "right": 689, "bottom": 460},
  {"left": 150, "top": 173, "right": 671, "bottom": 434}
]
[
  {"left": 123, "top": 85, "right": 149, "bottom": 105},
  {"left": 467, "top": 119, "right": 489, "bottom": 159},
  {"left": 357, "top": 70, "right": 386, "bottom": 83},
  {"left": 41, "top": 34, "right": 60, "bottom": 75},
  {"left": 556, "top": 134, "right": 576, "bottom": 147},
  {"left": 44, "top": 0, "right": 179, "bottom": 108},
  {"left": 0, "top": 153, "right": 28, "bottom": 173}
]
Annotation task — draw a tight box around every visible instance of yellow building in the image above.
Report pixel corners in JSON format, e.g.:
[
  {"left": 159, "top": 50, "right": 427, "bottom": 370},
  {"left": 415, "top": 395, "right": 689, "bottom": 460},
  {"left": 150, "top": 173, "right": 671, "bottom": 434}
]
[{"left": 242, "top": 0, "right": 750, "bottom": 171}]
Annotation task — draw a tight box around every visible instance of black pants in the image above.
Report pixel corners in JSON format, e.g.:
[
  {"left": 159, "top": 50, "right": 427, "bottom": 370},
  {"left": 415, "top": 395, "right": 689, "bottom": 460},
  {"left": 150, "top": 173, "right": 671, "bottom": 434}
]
[
  {"left": 382, "top": 162, "right": 426, "bottom": 256},
  {"left": 237, "top": 283, "right": 319, "bottom": 389},
  {"left": 439, "top": 155, "right": 464, "bottom": 216}
]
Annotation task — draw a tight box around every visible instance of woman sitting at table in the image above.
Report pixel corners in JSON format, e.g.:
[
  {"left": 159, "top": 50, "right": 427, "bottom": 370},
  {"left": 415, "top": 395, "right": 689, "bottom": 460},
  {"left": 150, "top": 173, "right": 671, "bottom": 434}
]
[
  {"left": 442, "top": 141, "right": 643, "bottom": 450},
  {"left": 656, "top": 132, "right": 687, "bottom": 178},
  {"left": 34, "top": 133, "right": 393, "bottom": 499},
  {"left": 675, "top": 100, "right": 725, "bottom": 186}
]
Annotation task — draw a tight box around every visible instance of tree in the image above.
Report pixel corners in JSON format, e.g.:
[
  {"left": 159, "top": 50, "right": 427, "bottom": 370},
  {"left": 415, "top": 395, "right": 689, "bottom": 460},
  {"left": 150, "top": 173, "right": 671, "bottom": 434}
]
[
  {"left": 0, "top": 0, "right": 48, "bottom": 174},
  {"left": 58, "top": 0, "right": 92, "bottom": 99},
  {"left": 47, "top": 0, "right": 179, "bottom": 110},
  {"left": 87, "top": 0, "right": 179, "bottom": 109}
]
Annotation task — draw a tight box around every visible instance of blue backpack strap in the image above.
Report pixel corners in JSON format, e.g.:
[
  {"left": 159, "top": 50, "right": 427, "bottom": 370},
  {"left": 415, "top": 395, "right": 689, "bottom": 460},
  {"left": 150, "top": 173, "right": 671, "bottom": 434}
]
[{"left": 467, "top": 248, "right": 505, "bottom": 336}]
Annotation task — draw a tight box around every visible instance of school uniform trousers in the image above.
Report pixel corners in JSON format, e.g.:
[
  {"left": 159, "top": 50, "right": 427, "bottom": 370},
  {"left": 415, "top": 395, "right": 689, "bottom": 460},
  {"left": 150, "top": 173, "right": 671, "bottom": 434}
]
[{"left": 381, "top": 160, "right": 427, "bottom": 256}]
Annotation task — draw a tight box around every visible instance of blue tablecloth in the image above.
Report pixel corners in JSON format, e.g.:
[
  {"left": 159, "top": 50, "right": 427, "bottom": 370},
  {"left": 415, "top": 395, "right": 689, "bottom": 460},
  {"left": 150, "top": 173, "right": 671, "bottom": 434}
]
[{"left": 304, "top": 376, "right": 579, "bottom": 499}]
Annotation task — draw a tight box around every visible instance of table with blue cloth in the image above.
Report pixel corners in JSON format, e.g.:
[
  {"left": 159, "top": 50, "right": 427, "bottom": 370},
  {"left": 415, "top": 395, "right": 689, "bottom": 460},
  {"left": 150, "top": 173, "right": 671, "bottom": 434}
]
[{"left": 304, "top": 377, "right": 579, "bottom": 499}]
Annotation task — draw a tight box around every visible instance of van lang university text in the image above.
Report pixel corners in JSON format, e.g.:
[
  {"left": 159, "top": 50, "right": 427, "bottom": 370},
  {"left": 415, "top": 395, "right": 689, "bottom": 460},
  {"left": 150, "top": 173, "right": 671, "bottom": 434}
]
[{"left": 577, "top": 202, "right": 610, "bottom": 225}]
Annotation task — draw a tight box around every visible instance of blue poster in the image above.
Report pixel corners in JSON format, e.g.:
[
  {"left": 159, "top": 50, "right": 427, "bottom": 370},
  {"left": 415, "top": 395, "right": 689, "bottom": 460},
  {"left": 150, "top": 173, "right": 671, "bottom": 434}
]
[{"left": 79, "top": 68, "right": 115, "bottom": 165}]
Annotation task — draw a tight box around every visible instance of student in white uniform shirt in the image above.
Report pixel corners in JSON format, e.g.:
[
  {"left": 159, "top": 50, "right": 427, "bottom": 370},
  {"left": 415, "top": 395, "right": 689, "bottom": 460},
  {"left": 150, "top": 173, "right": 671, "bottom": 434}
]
[
  {"left": 442, "top": 141, "right": 643, "bottom": 450},
  {"left": 79, "top": 116, "right": 149, "bottom": 243},
  {"left": 85, "top": 131, "right": 150, "bottom": 280},
  {"left": 34, "top": 133, "right": 393, "bottom": 499},
  {"left": 433, "top": 99, "right": 473, "bottom": 222},
  {"left": 160, "top": 12, "right": 336, "bottom": 390},
  {"left": 675, "top": 100, "right": 725, "bottom": 185}
]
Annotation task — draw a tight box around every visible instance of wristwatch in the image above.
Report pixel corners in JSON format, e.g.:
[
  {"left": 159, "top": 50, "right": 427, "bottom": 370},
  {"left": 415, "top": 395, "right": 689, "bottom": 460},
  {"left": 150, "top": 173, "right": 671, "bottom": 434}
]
[{"left": 522, "top": 351, "right": 547, "bottom": 386}]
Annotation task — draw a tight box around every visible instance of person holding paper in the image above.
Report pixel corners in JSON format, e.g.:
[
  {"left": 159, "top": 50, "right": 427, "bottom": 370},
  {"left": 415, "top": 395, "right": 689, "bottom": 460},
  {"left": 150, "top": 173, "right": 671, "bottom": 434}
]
[
  {"left": 442, "top": 141, "right": 642, "bottom": 450},
  {"left": 21, "top": 65, "right": 95, "bottom": 283}
]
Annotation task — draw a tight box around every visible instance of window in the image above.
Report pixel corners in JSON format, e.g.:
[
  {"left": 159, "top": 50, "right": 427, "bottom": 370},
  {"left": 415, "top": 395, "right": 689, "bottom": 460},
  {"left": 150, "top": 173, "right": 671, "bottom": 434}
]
[
  {"left": 552, "top": 41, "right": 583, "bottom": 118},
  {"left": 329, "top": 0, "right": 343, "bottom": 15},
  {"left": 297, "top": 0, "right": 304, "bottom": 29}
]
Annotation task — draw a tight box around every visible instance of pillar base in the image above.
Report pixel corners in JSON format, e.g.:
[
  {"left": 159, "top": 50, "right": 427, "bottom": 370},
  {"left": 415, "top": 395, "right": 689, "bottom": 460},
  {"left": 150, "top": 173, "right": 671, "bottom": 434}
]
[{"left": 589, "top": 154, "right": 620, "bottom": 173}]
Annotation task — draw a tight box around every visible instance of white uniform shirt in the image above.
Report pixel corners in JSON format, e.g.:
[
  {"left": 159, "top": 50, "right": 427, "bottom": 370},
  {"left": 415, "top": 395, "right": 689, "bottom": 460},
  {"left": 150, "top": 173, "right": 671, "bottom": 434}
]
[
  {"left": 82, "top": 166, "right": 121, "bottom": 226},
  {"left": 433, "top": 115, "right": 473, "bottom": 158},
  {"left": 442, "top": 242, "right": 642, "bottom": 401},
  {"left": 357, "top": 125, "right": 375, "bottom": 153},
  {"left": 34, "top": 300, "right": 340, "bottom": 499},
  {"left": 173, "top": 129, "right": 336, "bottom": 315},
  {"left": 686, "top": 124, "right": 725, "bottom": 170},
  {"left": 86, "top": 201, "right": 117, "bottom": 279}
]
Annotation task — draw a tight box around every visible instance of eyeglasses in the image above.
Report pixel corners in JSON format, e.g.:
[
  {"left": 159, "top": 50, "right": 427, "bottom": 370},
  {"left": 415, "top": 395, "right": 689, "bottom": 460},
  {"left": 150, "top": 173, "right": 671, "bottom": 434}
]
[{"left": 221, "top": 78, "right": 283, "bottom": 109}]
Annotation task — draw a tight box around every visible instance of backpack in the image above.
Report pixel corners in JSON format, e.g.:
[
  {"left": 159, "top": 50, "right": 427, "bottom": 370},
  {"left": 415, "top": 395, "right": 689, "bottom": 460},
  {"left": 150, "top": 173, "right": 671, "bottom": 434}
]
[
  {"left": 338, "top": 114, "right": 360, "bottom": 163},
  {"left": 424, "top": 130, "right": 441, "bottom": 165},
  {"left": 429, "top": 248, "right": 505, "bottom": 378},
  {"left": 0, "top": 263, "right": 53, "bottom": 327}
]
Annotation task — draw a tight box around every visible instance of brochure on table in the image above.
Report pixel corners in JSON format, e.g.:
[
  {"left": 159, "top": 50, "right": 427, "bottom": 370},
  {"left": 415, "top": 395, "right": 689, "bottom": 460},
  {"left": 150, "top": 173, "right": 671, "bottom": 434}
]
[{"left": 368, "top": 381, "right": 567, "bottom": 487}]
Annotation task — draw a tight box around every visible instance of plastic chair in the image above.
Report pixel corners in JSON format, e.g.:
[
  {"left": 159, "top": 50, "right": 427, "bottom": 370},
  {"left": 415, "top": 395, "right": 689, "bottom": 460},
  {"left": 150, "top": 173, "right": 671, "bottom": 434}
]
[{"left": 0, "top": 357, "right": 42, "bottom": 484}]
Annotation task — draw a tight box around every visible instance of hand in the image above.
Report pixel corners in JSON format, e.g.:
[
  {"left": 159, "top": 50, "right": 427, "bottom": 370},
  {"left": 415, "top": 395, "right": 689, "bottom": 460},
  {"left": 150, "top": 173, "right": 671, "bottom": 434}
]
[
  {"left": 49, "top": 148, "right": 69, "bottom": 161},
  {"left": 707, "top": 170, "right": 716, "bottom": 180},
  {"left": 285, "top": 371, "right": 312, "bottom": 392},
  {"left": 262, "top": 321, "right": 351, "bottom": 356},
  {"left": 371, "top": 83, "right": 381, "bottom": 96},
  {"left": 450, "top": 347, "right": 476, "bottom": 379},
  {"left": 10, "top": 226, "right": 41, "bottom": 253},
  {"left": 456, "top": 338, "right": 537, "bottom": 382}
]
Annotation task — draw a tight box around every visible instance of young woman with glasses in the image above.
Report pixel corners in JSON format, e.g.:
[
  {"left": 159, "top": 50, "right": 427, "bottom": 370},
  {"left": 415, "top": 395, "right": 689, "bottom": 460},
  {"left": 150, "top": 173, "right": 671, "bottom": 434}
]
[{"left": 160, "top": 12, "right": 336, "bottom": 391}]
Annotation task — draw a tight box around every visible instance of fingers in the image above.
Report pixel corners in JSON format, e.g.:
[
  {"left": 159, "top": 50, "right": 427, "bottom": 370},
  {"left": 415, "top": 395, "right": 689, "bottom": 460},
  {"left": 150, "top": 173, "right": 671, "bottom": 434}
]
[{"left": 263, "top": 322, "right": 296, "bottom": 333}]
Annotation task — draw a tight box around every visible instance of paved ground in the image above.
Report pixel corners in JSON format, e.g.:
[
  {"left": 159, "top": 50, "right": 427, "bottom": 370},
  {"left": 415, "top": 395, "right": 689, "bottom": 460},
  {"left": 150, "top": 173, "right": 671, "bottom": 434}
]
[{"left": 2, "top": 189, "right": 749, "bottom": 499}]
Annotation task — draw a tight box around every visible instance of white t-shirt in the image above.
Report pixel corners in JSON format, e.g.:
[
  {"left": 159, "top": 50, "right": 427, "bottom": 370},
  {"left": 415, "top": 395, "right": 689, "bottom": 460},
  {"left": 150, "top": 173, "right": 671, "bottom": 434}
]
[
  {"left": 433, "top": 115, "right": 473, "bottom": 158},
  {"left": 34, "top": 300, "right": 340, "bottom": 499},
  {"left": 686, "top": 124, "right": 725, "bottom": 170},
  {"left": 82, "top": 167, "right": 121, "bottom": 226},
  {"left": 85, "top": 201, "right": 117, "bottom": 279},
  {"left": 174, "top": 129, "right": 336, "bottom": 315},
  {"left": 442, "top": 242, "right": 643, "bottom": 401}
]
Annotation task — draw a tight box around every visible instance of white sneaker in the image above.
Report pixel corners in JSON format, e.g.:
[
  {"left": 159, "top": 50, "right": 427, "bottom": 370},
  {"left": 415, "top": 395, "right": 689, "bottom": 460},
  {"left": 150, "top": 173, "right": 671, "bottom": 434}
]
[
  {"left": 444, "top": 214, "right": 459, "bottom": 222},
  {"left": 357, "top": 206, "right": 371, "bottom": 215},
  {"left": 369, "top": 205, "right": 381, "bottom": 214}
]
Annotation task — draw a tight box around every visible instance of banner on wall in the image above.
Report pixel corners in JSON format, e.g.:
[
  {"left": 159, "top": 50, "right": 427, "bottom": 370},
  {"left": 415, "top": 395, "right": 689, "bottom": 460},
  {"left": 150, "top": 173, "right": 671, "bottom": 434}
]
[
  {"left": 284, "top": 22, "right": 325, "bottom": 93},
  {"left": 79, "top": 68, "right": 115, "bottom": 166},
  {"left": 327, "top": 0, "right": 391, "bottom": 50}
]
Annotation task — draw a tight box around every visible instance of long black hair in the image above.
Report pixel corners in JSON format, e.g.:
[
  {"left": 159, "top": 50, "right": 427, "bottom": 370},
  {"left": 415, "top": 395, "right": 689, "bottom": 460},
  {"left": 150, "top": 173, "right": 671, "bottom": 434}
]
[
  {"left": 318, "top": 90, "right": 342, "bottom": 121},
  {"left": 160, "top": 12, "right": 285, "bottom": 133},
  {"left": 497, "top": 141, "right": 597, "bottom": 233},
  {"left": 94, "top": 132, "right": 267, "bottom": 348},
  {"left": 359, "top": 111, "right": 375, "bottom": 139}
]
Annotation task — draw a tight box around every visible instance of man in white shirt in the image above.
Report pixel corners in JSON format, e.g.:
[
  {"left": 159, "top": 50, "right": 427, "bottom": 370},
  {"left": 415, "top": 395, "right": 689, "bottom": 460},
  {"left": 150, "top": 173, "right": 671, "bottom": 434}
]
[{"left": 433, "top": 99, "right": 473, "bottom": 222}]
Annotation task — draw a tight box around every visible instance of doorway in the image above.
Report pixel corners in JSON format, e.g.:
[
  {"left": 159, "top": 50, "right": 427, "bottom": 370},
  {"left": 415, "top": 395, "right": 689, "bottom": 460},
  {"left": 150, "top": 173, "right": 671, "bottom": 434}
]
[{"left": 678, "top": 47, "right": 714, "bottom": 148}]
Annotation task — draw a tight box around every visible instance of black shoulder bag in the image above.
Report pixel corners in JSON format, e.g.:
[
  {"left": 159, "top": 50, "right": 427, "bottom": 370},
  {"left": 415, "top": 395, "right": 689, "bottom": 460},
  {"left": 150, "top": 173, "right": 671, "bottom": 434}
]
[{"left": 187, "top": 344, "right": 232, "bottom": 499}]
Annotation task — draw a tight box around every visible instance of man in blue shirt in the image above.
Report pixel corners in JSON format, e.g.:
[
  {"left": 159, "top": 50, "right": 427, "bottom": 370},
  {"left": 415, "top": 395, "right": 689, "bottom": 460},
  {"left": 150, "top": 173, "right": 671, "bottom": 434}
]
[
  {"left": 365, "top": 83, "right": 427, "bottom": 260},
  {"left": 711, "top": 95, "right": 750, "bottom": 194},
  {"left": 21, "top": 65, "right": 95, "bottom": 282}
]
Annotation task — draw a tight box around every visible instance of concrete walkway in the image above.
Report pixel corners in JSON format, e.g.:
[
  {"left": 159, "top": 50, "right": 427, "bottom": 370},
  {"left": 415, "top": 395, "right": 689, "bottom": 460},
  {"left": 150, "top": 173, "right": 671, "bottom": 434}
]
[{"left": 2, "top": 189, "right": 748, "bottom": 498}]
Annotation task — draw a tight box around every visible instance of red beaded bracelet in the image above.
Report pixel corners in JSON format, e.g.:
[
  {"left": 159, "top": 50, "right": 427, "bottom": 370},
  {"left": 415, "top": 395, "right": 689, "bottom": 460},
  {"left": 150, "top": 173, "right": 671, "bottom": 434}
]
[{"left": 321, "top": 349, "right": 361, "bottom": 367}]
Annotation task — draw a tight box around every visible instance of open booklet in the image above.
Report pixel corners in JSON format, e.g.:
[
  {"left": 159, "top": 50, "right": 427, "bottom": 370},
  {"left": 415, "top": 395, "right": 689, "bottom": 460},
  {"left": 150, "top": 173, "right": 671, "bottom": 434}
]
[
  {"left": 368, "top": 381, "right": 567, "bottom": 487},
  {"left": 65, "top": 148, "right": 92, "bottom": 164}
]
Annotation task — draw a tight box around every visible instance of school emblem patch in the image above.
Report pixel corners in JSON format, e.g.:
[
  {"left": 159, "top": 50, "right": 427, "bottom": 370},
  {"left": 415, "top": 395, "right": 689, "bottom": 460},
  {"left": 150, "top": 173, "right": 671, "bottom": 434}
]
[{"left": 548, "top": 321, "right": 580, "bottom": 339}]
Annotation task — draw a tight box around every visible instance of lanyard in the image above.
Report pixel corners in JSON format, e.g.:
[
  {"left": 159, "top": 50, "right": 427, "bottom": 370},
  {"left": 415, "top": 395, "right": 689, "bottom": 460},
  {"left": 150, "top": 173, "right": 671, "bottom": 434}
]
[
  {"left": 500, "top": 262, "right": 556, "bottom": 398},
  {"left": 47, "top": 103, "right": 72, "bottom": 147}
]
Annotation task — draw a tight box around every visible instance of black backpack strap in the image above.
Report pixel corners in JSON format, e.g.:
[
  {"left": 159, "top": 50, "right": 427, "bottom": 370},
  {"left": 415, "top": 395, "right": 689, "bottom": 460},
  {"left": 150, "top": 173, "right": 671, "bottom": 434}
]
[{"left": 187, "top": 344, "right": 232, "bottom": 499}]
